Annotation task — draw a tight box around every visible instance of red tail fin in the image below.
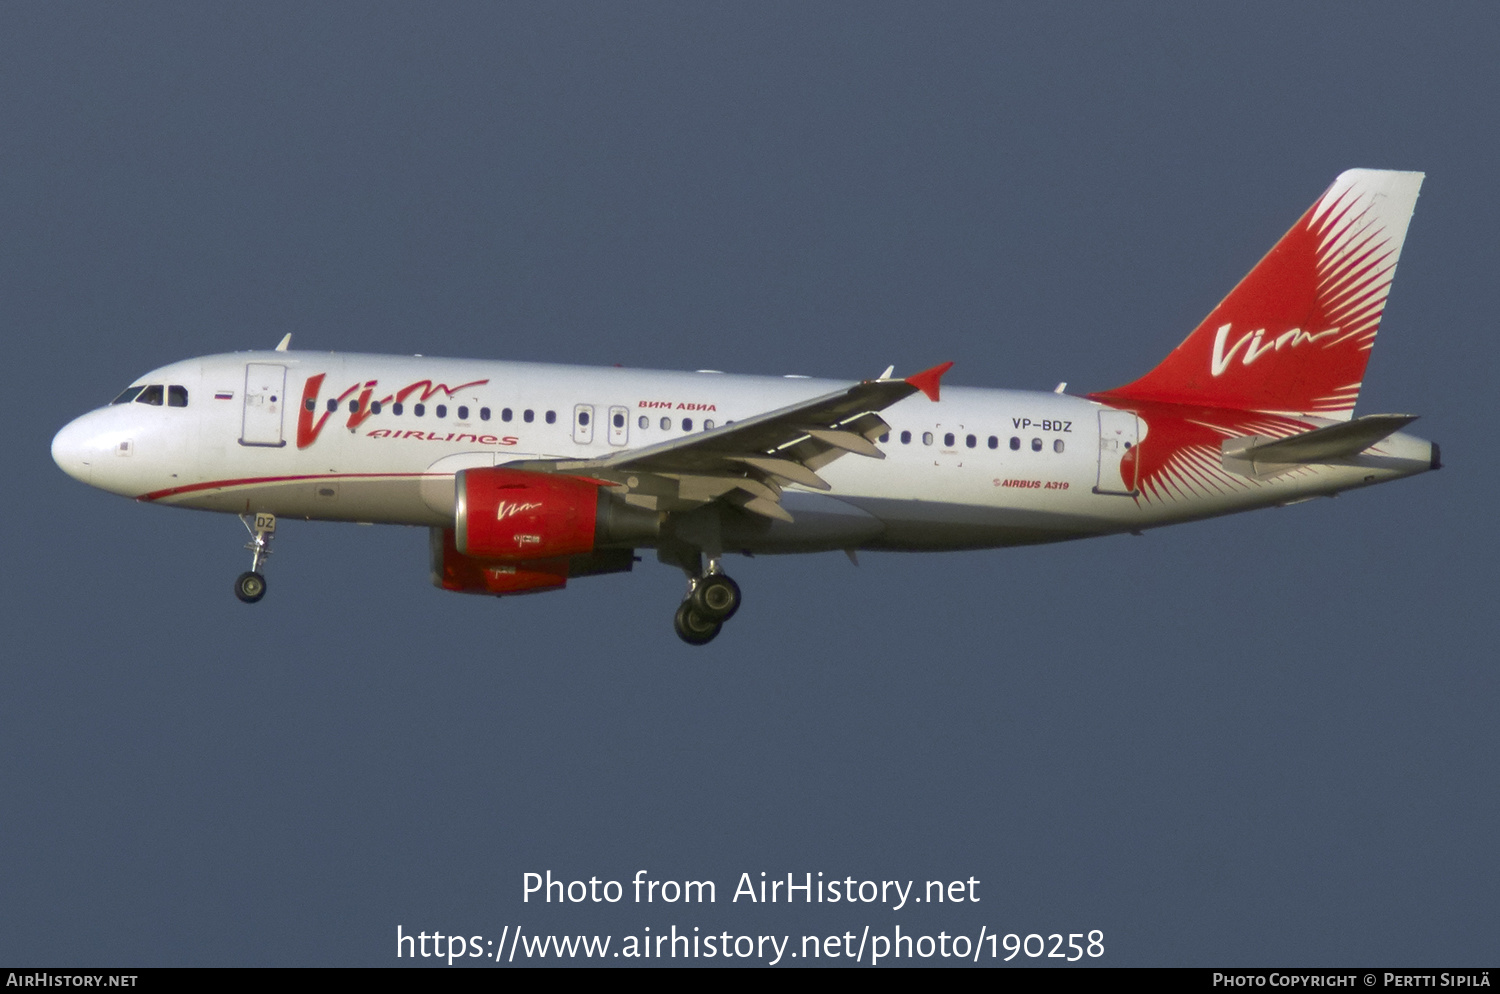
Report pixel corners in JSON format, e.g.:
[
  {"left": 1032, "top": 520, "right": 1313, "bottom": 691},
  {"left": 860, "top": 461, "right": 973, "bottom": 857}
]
[{"left": 1094, "top": 169, "right": 1424, "bottom": 420}]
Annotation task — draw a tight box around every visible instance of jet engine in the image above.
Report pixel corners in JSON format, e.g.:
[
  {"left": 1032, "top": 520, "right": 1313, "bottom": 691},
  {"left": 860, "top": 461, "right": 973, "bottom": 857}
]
[
  {"left": 433, "top": 467, "right": 658, "bottom": 596},
  {"left": 429, "top": 527, "right": 638, "bottom": 596},
  {"left": 454, "top": 466, "right": 658, "bottom": 559}
]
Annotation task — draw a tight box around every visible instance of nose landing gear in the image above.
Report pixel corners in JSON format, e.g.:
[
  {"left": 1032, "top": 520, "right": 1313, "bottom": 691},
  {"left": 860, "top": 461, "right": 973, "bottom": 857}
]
[
  {"left": 235, "top": 570, "right": 267, "bottom": 603},
  {"left": 235, "top": 512, "right": 276, "bottom": 604}
]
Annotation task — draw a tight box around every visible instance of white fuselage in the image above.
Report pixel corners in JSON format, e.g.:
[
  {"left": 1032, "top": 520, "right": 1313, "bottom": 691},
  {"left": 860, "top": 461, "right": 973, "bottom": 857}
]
[{"left": 52, "top": 350, "right": 1437, "bottom": 554}]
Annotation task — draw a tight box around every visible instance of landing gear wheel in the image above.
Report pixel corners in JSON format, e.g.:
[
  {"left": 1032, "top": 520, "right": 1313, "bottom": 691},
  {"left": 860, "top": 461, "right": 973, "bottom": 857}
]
[
  {"left": 691, "top": 573, "right": 741, "bottom": 621},
  {"left": 234, "top": 571, "right": 267, "bottom": 604},
  {"left": 674, "top": 600, "right": 721, "bottom": 645}
]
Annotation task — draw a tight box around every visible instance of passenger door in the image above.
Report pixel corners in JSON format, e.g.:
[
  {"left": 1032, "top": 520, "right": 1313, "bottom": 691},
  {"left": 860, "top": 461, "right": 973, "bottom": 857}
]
[
  {"left": 1094, "top": 409, "right": 1139, "bottom": 495},
  {"left": 240, "top": 364, "right": 287, "bottom": 447}
]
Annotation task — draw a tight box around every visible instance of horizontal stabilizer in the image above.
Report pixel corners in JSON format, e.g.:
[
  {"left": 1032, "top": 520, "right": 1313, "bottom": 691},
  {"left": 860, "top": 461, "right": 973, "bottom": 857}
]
[{"left": 1225, "top": 414, "right": 1418, "bottom": 466}]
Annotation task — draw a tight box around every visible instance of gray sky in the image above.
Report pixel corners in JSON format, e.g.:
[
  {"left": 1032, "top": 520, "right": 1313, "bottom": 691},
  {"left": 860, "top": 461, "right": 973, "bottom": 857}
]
[{"left": 4, "top": 2, "right": 1496, "bottom": 966}]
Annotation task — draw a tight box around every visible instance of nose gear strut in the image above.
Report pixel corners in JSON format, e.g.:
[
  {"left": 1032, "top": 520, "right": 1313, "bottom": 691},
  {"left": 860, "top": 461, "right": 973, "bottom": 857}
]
[{"left": 235, "top": 512, "right": 276, "bottom": 603}]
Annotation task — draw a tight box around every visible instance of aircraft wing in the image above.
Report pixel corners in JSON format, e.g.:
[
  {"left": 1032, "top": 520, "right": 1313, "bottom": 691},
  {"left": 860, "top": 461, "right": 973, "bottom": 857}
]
[{"left": 515, "top": 362, "right": 952, "bottom": 521}]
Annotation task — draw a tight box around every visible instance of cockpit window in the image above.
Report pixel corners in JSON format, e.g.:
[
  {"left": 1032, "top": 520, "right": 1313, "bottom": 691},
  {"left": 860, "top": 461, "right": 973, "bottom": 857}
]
[
  {"left": 167, "top": 385, "right": 188, "bottom": 407},
  {"left": 135, "top": 385, "right": 164, "bottom": 406},
  {"left": 111, "top": 386, "right": 144, "bottom": 405}
]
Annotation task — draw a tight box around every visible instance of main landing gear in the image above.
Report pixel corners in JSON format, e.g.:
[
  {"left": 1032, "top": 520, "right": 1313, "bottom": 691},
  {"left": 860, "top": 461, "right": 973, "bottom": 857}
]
[
  {"left": 672, "top": 566, "right": 741, "bottom": 646},
  {"left": 235, "top": 512, "right": 276, "bottom": 604}
]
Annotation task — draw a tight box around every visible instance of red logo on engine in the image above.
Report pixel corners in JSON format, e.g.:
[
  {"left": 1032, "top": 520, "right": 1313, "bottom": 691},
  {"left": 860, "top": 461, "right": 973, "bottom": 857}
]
[
  {"left": 497, "top": 501, "right": 543, "bottom": 521},
  {"left": 455, "top": 468, "right": 601, "bottom": 561}
]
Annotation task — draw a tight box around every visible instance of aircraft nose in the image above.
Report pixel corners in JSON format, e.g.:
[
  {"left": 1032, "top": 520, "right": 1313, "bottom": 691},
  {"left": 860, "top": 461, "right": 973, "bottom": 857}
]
[{"left": 51, "top": 416, "right": 95, "bottom": 485}]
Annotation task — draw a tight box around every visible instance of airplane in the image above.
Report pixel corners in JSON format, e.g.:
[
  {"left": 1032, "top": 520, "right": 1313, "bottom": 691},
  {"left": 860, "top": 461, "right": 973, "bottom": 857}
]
[{"left": 51, "top": 169, "right": 1438, "bottom": 645}]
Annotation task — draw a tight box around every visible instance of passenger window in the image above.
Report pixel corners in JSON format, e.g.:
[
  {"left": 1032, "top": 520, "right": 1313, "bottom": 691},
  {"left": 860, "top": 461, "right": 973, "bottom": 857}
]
[
  {"left": 370, "top": 400, "right": 382, "bottom": 414},
  {"left": 660, "top": 417, "right": 671, "bottom": 430},
  {"left": 524, "top": 410, "right": 534, "bottom": 423},
  {"left": 545, "top": 410, "right": 556, "bottom": 424},
  {"left": 458, "top": 405, "right": 469, "bottom": 420},
  {"left": 393, "top": 402, "right": 404, "bottom": 415},
  {"left": 304, "top": 397, "right": 316, "bottom": 412},
  {"left": 988, "top": 436, "right": 998, "bottom": 449},
  {"left": 922, "top": 431, "right": 934, "bottom": 446},
  {"left": 880, "top": 432, "right": 890, "bottom": 443},
  {"left": 480, "top": 407, "right": 490, "bottom": 421},
  {"left": 704, "top": 419, "right": 715, "bottom": 430},
  {"left": 136, "top": 385, "right": 164, "bottom": 406},
  {"left": 1010, "top": 436, "right": 1021, "bottom": 450},
  {"left": 1054, "top": 439, "right": 1065, "bottom": 453},
  {"left": 168, "top": 386, "right": 188, "bottom": 407},
  {"left": 682, "top": 418, "right": 693, "bottom": 431},
  {"left": 1031, "top": 437, "right": 1042, "bottom": 451},
  {"left": 111, "top": 386, "right": 144, "bottom": 405},
  {"left": 614, "top": 413, "right": 626, "bottom": 428},
  {"left": 638, "top": 415, "right": 648, "bottom": 429},
  {"left": 578, "top": 410, "right": 590, "bottom": 426},
  {"left": 943, "top": 432, "right": 955, "bottom": 447},
  {"left": 965, "top": 434, "right": 976, "bottom": 448},
  {"left": 327, "top": 399, "right": 338, "bottom": 413},
  {"left": 502, "top": 408, "right": 512, "bottom": 422},
  {"left": 436, "top": 404, "right": 447, "bottom": 418},
  {"left": 348, "top": 399, "right": 360, "bottom": 413},
  {"left": 414, "top": 403, "right": 426, "bottom": 417},
  {"left": 901, "top": 430, "right": 911, "bottom": 444}
]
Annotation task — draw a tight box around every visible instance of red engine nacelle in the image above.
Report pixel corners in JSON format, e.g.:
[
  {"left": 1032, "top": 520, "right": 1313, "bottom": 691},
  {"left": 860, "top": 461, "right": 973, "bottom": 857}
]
[
  {"left": 455, "top": 467, "right": 603, "bottom": 560},
  {"left": 436, "top": 467, "right": 658, "bottom": 596},
  {"left": 430, "top": 527, "right": 638, "bottom": 597},
  {"left": 431, "top": 526, "right": 571, "bottom": 595}
]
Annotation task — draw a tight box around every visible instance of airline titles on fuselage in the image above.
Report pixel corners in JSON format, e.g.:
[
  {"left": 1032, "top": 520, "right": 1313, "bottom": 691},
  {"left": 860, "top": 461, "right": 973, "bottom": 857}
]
[
  {"left": 296, "top": 375, "right": 727, "bottom": 450},
  {"left": 365, "top": 429, "right": 520, "bottom": 446},
  {"left": 297, "top": 373, "right": 493, "bottom": 449}
]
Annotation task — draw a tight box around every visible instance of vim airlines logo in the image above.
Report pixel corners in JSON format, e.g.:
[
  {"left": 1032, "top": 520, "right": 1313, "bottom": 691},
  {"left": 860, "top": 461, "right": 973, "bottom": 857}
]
[
  {"left": 296, "top": 373, "right": 491, "bottom": 449},
  {"left": 496, "top": 501, "right": 543, "bottom": 522},
  {"left": 1209, "top": 323, "right": 1343, "bottom": 377}
]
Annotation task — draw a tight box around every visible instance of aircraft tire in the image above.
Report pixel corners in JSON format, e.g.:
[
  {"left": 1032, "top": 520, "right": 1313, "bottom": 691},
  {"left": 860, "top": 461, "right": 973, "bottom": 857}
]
[
  {"left": 674, "top": 600, "right": 721, "bottom": 645},
  {"left": 235, "top": 571, "right": 267, "bottom": 604},
  {"left": 691, "top": 574, "right": 741, "bottom": 621}
]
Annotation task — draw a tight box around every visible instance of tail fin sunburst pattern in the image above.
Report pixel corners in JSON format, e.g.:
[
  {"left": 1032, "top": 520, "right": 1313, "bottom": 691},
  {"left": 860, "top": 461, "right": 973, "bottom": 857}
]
[{"left": 1094, "top": 169, "right": 1424, "bottom": 420}]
